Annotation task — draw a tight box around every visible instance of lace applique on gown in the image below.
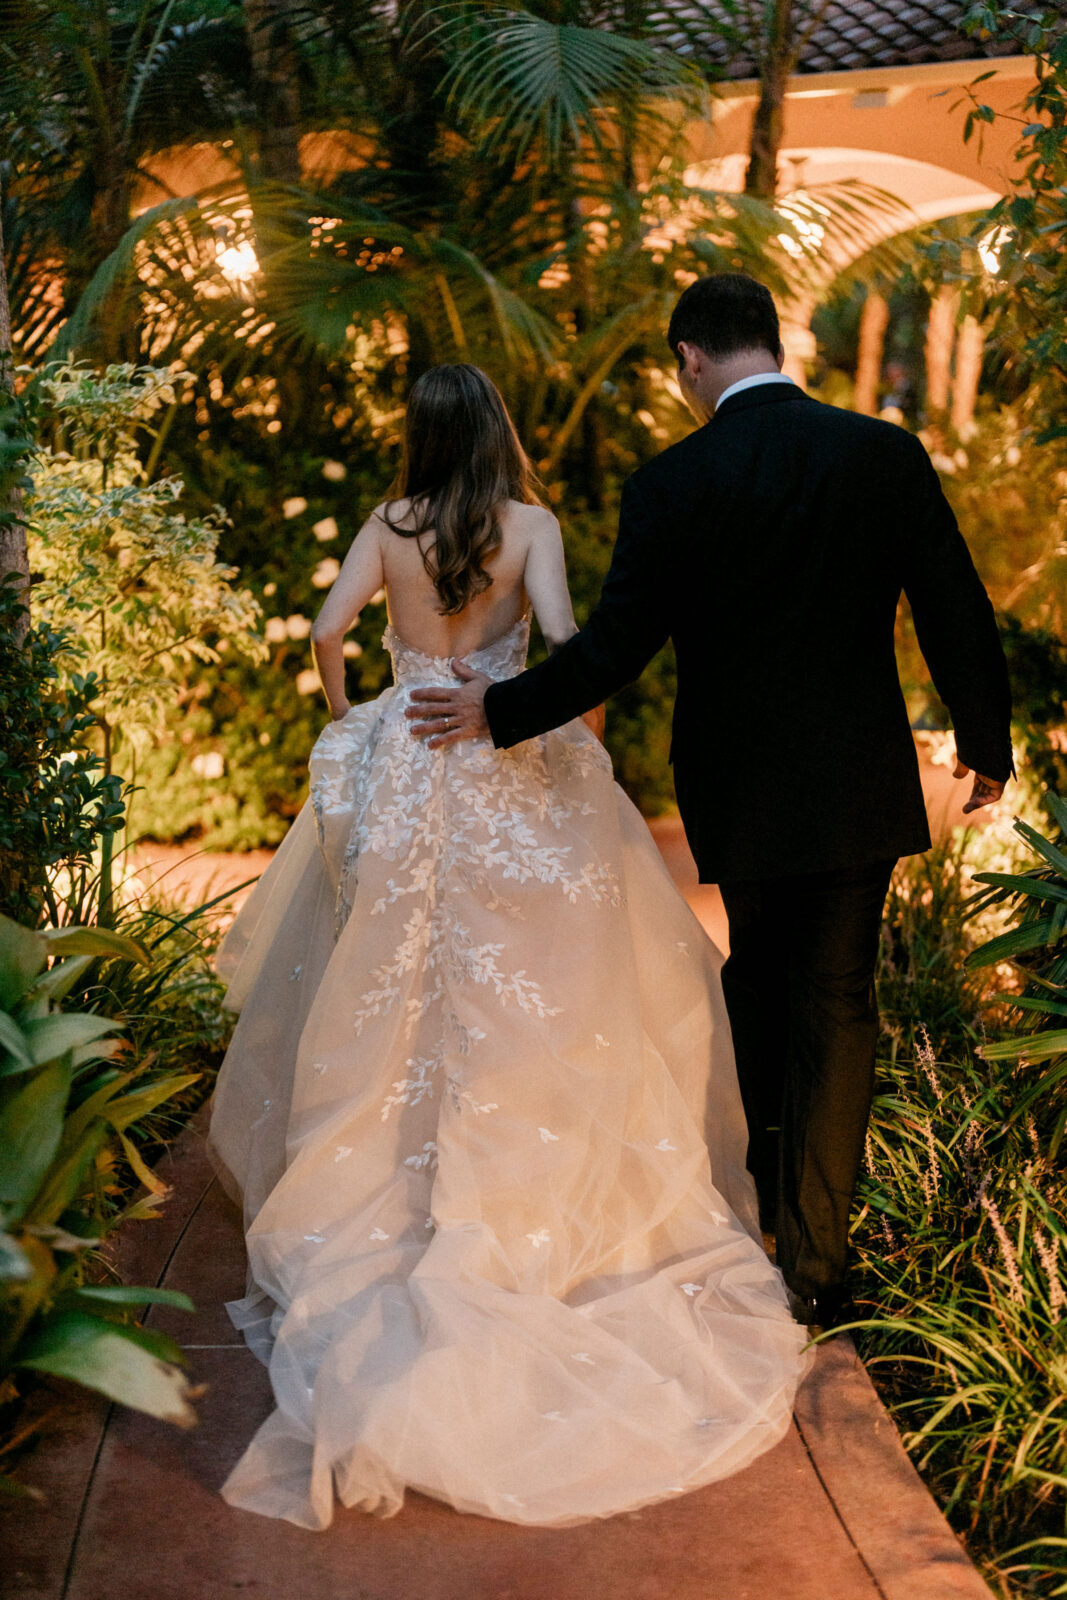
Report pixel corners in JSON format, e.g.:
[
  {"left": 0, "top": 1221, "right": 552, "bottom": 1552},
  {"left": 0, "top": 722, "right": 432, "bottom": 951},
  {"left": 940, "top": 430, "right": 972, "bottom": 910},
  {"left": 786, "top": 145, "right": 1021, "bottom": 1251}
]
[{"left": 208, "top": 617, "right": 812, "bottom": 1530}]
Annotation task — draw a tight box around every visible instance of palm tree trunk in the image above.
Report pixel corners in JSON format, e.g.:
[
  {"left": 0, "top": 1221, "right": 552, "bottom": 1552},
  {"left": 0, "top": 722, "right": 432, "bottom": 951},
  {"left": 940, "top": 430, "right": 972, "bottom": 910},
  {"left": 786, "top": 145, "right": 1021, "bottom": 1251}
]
[
  {"left": 854, "top": 291, "right": 889, "bottom": 415},
  {"left": 924, "top": 285, "right": 957, "bottom": 418},
  {"left": 745, "top": 0, "right": 794, "bottom": 198},
  {"left": 0, "top": 192, "right": 29, "bottom": 640},
  {"left": 950, "top": 314, "right": 984, "bottom": 436},
  {"left": 244, "top": 0, "right": 303, "bottom": 184}
]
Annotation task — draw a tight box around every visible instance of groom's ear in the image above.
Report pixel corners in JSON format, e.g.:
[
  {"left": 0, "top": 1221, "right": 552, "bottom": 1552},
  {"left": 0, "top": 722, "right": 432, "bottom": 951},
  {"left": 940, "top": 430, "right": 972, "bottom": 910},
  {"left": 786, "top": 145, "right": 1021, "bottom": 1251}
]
[{"left": 776, "top": 342, "right": 786, "bottom": 370}]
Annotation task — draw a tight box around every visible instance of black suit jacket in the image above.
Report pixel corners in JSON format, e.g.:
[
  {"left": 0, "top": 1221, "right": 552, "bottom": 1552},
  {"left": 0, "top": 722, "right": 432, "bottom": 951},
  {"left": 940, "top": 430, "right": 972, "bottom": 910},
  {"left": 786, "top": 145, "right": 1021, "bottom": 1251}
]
[{"left": 485, "top": 384, "right": 1013, "bottom": 882}]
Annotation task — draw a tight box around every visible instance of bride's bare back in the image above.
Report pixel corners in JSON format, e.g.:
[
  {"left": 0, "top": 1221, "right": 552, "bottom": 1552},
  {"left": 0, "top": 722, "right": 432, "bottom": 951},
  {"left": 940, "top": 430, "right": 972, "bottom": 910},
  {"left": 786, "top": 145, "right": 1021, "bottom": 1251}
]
[{"left": 310, "top": 497, "right": 579, "bottom": 718}]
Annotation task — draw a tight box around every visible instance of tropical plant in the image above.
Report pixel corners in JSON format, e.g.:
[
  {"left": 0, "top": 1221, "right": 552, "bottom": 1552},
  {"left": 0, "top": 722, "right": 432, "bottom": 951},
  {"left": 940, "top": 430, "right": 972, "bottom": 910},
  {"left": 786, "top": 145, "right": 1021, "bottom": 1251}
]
[
  {"left": 937, "top": 3, "right": 1067, "bottom": 447},
  {"left": 0, "top": 575, "right": 126, "bottom": 928},
  {"left": 853, "top": 1044, "right": 1067, "bottom": 1597},
  {"left": 0, "top": 914, "right": 200, "bottom": 1495},
  {"left": 853, "top": 818, "right": 1067, "bottom": 1597},
  {"left": 0, "top": 0, "right": 251, "bottom": 359},
  {"left": 967, "top": 790, "right": 1067, "bottom": 1149}
]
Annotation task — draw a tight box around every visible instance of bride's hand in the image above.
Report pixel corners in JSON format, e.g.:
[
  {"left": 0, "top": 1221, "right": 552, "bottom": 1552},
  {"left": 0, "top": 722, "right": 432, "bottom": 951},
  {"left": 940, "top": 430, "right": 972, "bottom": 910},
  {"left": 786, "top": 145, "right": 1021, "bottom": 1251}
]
[{"left": 582, "top": 704, "right": 606, "bottom": 743}]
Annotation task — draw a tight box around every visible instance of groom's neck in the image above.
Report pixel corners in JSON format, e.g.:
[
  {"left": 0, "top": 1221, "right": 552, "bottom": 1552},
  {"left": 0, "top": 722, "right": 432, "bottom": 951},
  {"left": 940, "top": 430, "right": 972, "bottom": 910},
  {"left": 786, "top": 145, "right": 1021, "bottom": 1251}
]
[{"left": 702, "top": 351, "right": 783, "bottom": 415}]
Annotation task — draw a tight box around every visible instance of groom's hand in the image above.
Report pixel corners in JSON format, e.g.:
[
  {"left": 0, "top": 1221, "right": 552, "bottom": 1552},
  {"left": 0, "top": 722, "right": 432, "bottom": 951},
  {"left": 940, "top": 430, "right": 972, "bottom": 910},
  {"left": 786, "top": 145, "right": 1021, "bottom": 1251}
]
[
  {"left": 953, "top": 760, "right": 1006, "bottom": 815},
  {"left": 407, "top": 659, "right": 492, "bottom": 747}
]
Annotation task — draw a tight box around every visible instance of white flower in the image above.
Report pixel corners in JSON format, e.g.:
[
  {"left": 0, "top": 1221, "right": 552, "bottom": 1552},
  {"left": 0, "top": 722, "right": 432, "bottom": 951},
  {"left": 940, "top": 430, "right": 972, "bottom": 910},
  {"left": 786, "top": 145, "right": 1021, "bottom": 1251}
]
[
  {"left": 264, "top": 616, "right": 288, "bottom": 643},
  {"left": 334, "top": 1146, "right": 353, "bottom": 1161},
  {"left": 594, "top": 1034, "right": 610, "bottom": 1049},
  {"left": 654, "top": 1138, "right": 677, "bottom": 1152},
  {"left": 296, "top": 668, "right": 320, "bottom": 695},
  {"left": 191, "top": 751, "right": 225, "bottom": 779},
  {"left": 541, "top": 1411, "right": 566, "bottom": 1422},
  {"left": 369, "top": 1227, "right": 389, "bottom": 1241},
  {"left": 342, "top": 640, "right": 363, "bottom": 659},
  {"left": 322, "top": 459, "right": 347, "bottom": 481},
  {"left": 681, "top": 1282, "right": 703, "bottom": 1297},
  {"left": 303, "top": 1231, "right": 325, "bottom": 1243},
  {"left": 286, "top": 614, "right": 312, "bottom": 639},
  {"left": 312, "top": 516, "right": 338, "bottom": 542},
  {"left": 312, "top": 557, "right": 341, "bottom": 588},
  {"left": 282, "top": 496, "right": 307, "bottom": 519},
  {"left": 538, "top": 1127, "right": 560, "bottom": 1143},
  {"left": 572, "top": 1352, "right": 595, "bottom": 1365},
  {"left": 526, "top": 1228, "right": 551, "bottom": 1249}
]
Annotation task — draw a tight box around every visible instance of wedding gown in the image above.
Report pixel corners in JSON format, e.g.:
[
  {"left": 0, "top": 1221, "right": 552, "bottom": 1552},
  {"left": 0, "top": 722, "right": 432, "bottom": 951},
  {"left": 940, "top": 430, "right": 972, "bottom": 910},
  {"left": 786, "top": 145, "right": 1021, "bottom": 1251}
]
[{"left": 208, "top": 616, "right": 811, "bottom": 1530}]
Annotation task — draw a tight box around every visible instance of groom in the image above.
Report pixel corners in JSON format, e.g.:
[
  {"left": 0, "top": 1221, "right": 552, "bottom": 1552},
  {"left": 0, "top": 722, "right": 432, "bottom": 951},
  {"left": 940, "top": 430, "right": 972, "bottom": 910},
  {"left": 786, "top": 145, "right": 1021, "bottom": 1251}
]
[{"left": 407, "top": 272, "right": 1013, "bottom": 1327}]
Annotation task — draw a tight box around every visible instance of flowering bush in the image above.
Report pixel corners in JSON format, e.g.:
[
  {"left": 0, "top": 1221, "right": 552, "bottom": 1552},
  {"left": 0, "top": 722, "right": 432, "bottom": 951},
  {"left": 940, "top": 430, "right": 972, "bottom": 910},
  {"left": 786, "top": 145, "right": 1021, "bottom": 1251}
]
[{"left": 27, "top": 365, "right": 267, "bottom": 773}]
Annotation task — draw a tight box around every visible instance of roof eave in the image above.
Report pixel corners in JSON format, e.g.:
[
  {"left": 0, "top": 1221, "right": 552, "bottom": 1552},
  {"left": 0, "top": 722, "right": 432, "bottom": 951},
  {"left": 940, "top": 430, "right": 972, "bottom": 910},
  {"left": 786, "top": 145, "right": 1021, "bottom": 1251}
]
[{"left": 713, "top": 52, "right": 1037, "bottom": 101}]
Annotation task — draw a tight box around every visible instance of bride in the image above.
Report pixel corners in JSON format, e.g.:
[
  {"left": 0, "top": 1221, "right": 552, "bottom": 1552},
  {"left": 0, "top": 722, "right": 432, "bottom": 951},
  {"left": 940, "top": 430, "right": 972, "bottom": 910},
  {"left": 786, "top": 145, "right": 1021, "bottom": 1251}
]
[{"left": 208, "top": 362, "right": 811, "bottom": 1531}]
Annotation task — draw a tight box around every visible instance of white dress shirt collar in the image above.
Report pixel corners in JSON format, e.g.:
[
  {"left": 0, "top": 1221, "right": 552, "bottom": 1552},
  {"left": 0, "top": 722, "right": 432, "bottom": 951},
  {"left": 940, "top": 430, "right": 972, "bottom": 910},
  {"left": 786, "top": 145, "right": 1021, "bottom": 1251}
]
[{"left": 715, "top": 371, "right": 796, "bottom": 412}]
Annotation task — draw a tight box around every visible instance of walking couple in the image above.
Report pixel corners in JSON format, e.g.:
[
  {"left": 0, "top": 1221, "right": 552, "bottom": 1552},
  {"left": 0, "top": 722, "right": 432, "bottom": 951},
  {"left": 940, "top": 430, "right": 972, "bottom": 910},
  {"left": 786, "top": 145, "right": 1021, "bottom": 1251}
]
[{"left": 208, "top": 272, "right": 1013, "bottom": 1529}]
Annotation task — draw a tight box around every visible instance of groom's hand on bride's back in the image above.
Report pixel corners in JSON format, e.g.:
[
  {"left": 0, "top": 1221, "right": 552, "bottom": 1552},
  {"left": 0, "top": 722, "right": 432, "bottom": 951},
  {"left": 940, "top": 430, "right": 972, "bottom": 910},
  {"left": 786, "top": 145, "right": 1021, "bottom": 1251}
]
[
  {"left": 407, "top": 659, "right": 492, "bottom": 747},
  {"left": 953, "top": 760, "right": 1007, "bottom": 815}
]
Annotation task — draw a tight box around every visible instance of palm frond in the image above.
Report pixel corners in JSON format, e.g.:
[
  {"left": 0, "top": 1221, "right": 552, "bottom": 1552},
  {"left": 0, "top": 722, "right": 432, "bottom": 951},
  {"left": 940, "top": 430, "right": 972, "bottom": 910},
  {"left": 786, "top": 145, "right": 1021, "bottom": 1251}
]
[{"left": 430, "top": 2, "right": 710, "bottom": 168}]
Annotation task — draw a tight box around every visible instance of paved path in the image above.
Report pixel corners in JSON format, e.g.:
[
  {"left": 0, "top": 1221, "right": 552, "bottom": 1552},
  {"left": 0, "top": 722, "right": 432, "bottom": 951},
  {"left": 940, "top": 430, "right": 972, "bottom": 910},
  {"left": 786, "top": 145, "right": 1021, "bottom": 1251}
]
[{"left": 3, "top": 827, "right": 994, "bottom": 1600}]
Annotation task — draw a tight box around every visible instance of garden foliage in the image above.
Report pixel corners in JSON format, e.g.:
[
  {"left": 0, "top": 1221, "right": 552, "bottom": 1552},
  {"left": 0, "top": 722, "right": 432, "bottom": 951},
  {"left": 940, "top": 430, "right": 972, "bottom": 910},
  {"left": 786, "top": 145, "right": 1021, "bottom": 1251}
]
[
  {"left": 859, "top": 796, "right": 1067, "bottom": 1598},
  {"left": 0, "top": 575, "right": 124, "bottom": 928},
  {"left": 0, "top": 914, "right": 200, "bottom": 1495}
]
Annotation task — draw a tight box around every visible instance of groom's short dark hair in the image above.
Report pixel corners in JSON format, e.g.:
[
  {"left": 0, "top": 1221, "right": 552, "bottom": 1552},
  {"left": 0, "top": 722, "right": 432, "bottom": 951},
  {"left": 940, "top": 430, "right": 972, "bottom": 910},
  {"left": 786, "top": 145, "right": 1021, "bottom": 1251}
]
[{"left": 667, "top": 273, "right": 780, "bottom": 363}]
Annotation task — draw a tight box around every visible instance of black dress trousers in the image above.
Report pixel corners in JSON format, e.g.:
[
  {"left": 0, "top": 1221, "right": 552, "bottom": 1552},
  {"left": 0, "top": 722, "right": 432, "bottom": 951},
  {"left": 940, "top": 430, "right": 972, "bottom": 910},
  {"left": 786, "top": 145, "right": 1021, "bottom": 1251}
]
[{"left": 718, "top": 857, "right": 896, "bottom": 1299}]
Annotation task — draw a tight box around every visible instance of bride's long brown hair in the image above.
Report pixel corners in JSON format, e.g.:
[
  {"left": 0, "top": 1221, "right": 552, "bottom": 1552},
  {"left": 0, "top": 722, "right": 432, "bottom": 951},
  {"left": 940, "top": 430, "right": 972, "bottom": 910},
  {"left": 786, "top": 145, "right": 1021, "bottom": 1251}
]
[{"left": 383, "top": 364, "right": 544, "bottom": 616}]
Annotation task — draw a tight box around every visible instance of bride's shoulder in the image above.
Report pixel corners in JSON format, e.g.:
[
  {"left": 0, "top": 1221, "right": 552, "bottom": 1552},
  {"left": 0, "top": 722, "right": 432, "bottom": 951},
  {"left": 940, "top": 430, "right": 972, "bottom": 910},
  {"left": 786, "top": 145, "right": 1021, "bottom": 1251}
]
[
  {"left": 501, "top": 499, "right": 560, "bottom": 539},
  {"left": 369, "top": 497, "right": 414, "bottom": 534}
]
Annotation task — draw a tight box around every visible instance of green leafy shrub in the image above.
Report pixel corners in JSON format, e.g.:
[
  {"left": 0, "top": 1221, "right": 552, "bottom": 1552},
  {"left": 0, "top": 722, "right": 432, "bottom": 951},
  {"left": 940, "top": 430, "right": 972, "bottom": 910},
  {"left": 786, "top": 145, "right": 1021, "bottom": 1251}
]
[
  {"left": 0, "top": 575, "right": 125, "bottom": 928},
  {"left": 27, "top": 364, "right": 267, "bottom": 769},
  {"left": 0, "top": 916, "right": 201, "bottom": 1494}
]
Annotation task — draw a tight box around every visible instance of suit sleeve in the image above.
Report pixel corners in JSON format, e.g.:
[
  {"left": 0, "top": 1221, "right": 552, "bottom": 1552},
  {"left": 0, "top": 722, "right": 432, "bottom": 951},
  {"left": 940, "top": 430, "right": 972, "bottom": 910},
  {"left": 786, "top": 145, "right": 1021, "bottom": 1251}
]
[
  {"left": 484, "top": 474, "right": 671, "bottom": 749},
  {"left": 898, "top": 431, "right": 1014, "bottom": 782}
]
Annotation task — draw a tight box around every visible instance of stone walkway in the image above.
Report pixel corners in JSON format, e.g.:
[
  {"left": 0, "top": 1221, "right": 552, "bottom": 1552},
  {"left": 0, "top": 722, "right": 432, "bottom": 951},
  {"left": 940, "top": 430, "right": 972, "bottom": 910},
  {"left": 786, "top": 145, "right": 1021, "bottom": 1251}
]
[{"left": 3, "top": 823, "right": 994, "bottom": 1600}]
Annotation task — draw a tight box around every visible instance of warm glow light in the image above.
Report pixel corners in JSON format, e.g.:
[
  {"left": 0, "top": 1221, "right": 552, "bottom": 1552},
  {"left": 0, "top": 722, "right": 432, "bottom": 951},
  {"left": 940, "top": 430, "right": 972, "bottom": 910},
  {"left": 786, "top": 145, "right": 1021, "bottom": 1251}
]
[
  {"left": 217, "top": 240, "right": 260, "bottom": 281},
  {"left": 776, "top": 193, "right": 828, "bottom": 260},
  {"left": 978, "top": 226, "right": 1010, "bottom": 276}
]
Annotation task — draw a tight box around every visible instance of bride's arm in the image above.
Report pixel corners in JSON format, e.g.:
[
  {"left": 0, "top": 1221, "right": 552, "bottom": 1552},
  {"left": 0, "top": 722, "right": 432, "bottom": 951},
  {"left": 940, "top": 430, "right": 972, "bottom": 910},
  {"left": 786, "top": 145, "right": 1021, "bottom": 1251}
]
[
  {"left": 310, "top": 512, "right": 386, "bottom": 719},
  {"left": 523, "top": 512, "right": 606, "bottom": 741}
]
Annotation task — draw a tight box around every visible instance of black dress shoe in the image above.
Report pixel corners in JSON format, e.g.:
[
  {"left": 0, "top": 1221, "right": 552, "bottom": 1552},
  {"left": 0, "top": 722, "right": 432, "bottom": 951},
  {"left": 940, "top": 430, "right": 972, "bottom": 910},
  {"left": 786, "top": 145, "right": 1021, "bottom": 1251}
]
[{"left": 786, "top": 1287, "right": 855, "bottom": 1332}]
